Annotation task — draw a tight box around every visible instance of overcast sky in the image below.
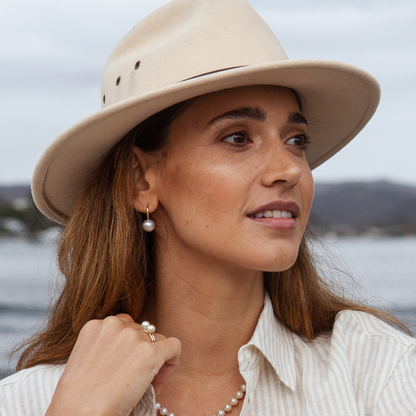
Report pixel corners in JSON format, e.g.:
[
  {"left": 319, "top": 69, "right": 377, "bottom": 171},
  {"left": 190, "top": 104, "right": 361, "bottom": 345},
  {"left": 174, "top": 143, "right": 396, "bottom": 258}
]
[{"left": 1, "top": 0, "right": 415, "bottom": 185}]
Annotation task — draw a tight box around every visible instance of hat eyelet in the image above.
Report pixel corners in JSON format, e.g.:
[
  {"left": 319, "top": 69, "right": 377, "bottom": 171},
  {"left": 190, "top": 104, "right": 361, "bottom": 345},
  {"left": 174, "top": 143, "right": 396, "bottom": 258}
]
[
  {"left": 134, "top": 60, "right": 141, "bottom": 70},
  {"left": 116, "top": 76, "right": 121, "bottom": 86},
  {"left": 102, "top": 95, "right": 106, "bottom": 104}
]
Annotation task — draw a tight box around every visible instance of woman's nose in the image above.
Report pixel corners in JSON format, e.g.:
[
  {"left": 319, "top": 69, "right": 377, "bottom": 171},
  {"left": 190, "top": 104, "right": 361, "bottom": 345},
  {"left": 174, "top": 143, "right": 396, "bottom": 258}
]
[{"left": 261, "top": 142, "right": 302, "bottom": 188}]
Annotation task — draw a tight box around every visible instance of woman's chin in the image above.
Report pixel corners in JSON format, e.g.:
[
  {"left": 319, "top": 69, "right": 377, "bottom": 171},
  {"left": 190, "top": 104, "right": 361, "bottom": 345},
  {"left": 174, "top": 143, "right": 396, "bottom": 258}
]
[
  {"left": 252, "top": 243, "right": 301, "bottom": 273},
  {"left": 261, "top": 259, "right": 298, "bottom": 273},
  {"left": 239, "top": 252, "right": 299, "bottom": 273}
]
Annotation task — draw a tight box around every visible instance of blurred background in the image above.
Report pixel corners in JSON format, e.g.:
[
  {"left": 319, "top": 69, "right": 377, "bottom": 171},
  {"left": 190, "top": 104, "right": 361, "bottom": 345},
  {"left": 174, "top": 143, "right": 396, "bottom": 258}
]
[{"left": 1, "top": 0, "right": 415, "bottom": 379}]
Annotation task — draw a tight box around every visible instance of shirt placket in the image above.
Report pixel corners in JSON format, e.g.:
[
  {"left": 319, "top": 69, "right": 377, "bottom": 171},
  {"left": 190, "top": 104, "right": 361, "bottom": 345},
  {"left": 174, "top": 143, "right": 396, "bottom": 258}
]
[
  {"left": 132, "top": 384, "right": 157, "bottom": 416},
  {"left": 238, "top": 345, "right": 261, "bottom": 416}
]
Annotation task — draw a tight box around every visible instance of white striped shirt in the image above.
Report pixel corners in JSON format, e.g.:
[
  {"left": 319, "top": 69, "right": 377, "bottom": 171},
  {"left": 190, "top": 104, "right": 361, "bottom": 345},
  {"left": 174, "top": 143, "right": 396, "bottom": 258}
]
[{"left": 1, "top": 294, "right": 416, "bottom": 415}]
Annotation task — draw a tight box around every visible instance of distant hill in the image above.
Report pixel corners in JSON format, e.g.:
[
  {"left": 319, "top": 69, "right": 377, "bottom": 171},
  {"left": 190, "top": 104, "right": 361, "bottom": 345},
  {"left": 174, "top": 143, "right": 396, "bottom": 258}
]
[
  {"left": 1, "top": 181, "right": 416, "bottom": 236},
  {"left": 310, "top": 181, "right": 416, "bottom": 235},
  {"left": 0, "top": 184, "right": 56, "bottom": 237},
  {"left": 0, "top": 185, "right": 30, "bottom": 205}
]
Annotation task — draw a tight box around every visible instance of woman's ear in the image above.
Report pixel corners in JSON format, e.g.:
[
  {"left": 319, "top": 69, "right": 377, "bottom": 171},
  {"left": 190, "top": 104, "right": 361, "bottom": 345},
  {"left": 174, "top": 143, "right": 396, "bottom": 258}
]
[{"left": 130, "top": 145, "right": 158, "bottom": 213}]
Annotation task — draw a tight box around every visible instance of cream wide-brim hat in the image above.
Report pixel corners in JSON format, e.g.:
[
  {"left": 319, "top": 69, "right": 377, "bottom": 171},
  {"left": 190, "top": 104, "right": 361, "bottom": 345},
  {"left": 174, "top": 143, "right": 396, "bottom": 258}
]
[{"left": 32, "top": 0, "right": 380, "bottom": 224}]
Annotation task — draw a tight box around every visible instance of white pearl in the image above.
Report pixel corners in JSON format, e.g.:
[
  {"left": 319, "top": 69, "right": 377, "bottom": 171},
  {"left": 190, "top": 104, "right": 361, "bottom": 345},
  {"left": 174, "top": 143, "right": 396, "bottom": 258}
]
[
  {"left": 142, "top": 219, "right": 155, "bottom": 232},
  {"left": 217, "top": 411, "right": 225, "bottom": 416},
  {"left": 240, "top": 384, "right": 246, "bottom": 392},
  {"left": 167, "top": 413, "right": 175, "bottom": 416},
  {"left": 224, "top": 404, "right": 232, "bottom": 412},
  {"left": 236, "top": 391, "right": 244, "bottom": 399},
  {"left": 230, "top": 398, "right": 238, "bottom": 406},
  {"left": 159, "top": 408, "right": 168, "bottom": 415},
  {"left": 146, "top": 324, "right": 156, "bottom": 334},
  {"left": 141, "top": 321, "right": 150, "bottom": 330}
]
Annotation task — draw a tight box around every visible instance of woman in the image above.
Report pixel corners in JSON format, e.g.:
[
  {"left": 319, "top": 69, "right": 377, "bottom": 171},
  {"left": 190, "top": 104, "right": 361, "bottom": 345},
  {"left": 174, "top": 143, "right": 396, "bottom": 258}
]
[{"left": 1, "top": 0, "right": 415, "bottom": 415}]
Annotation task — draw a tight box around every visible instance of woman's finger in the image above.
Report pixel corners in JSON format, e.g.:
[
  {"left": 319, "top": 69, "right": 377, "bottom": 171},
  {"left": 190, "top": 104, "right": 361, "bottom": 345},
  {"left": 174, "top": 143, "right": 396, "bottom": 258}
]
[
  {"left": 47, "top": 317, "right": 180, "bottom": 416},
  {"left": 114, "top": 313, "right": 136, "bottom": 323},
  {"left": 153, "top": 337, "right": 181, "bottom": 365},
  {"left": 151, "top": 337, "right": 181, "bottom": 397},
  {"left": 113, "top": 315, "right": 167, "bottom": 343}
]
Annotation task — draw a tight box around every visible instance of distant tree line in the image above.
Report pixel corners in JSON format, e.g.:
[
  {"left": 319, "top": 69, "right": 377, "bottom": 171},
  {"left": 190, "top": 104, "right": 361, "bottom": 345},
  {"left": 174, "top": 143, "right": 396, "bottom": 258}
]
[
  {"left": 1, "top": 181, "right": 416, "bottom": 238},
  {"left": 309, "top": 181, "right": 416, "bottom": 236},
  {"left": 0, "top": 187, "right": 57, "bottom": 239}
]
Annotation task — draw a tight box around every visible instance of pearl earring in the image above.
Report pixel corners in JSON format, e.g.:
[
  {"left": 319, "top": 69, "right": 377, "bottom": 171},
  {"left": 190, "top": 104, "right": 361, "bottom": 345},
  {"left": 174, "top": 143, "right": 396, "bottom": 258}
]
[{"left": 142, "top": 208, "right": 155, "bottom": 232}]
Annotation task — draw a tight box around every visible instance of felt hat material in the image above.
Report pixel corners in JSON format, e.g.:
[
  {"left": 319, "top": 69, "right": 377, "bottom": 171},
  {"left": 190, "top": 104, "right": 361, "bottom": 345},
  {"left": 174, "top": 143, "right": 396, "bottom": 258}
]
[{"left": 32, "top": 0, "right": 380, "bottom": 224}]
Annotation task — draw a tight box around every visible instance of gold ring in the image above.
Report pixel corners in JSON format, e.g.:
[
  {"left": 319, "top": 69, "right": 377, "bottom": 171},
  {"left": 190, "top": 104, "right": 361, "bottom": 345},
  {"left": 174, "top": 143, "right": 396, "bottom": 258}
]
[{"left": 141, "top": 330, "right": 156, "bottom": 343}]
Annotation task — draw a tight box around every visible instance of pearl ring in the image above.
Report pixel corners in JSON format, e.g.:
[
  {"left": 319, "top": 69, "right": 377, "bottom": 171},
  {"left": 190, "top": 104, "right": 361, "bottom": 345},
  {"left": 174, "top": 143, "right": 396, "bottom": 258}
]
[{"left": 141, "top": 321, "right": 156, "bottom": 343}]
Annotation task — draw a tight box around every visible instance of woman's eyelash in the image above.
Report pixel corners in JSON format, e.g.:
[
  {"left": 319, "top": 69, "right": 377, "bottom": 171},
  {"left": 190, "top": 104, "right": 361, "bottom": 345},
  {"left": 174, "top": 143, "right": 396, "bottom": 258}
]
[
  {"left": 287, "top": 134, "right": 311, "bottom": 149},
  {"left": 222, "top": 132, "right": 311, "bottom": 149},
  {"left": 222, "top": 132, "right": 250, "bottom": 146},
  {"left": 304, "top": 134, "right": 312, "bottom": 146}
]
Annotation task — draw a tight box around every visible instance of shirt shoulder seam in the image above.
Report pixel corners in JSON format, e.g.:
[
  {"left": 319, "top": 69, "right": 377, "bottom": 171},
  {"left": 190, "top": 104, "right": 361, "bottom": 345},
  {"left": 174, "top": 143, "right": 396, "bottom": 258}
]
[
  {"left": 336, "top": 309, "right": 415, "bottom": 347},
  {"left": 0, "top": 364, "right": 65, "bottom": 387}
]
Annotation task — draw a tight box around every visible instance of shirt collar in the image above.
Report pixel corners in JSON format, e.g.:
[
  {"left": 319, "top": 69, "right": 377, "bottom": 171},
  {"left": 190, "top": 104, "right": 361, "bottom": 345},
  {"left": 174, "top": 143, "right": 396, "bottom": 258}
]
[{"left": 245, "top": 292, "right": 297, "bottom": 391}]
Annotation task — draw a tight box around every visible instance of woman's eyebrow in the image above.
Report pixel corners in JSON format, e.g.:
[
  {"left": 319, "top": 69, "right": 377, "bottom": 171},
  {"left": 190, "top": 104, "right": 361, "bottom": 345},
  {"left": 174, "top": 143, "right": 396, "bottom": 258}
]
[
  {"left": 204, "top": 107, "right": 308, "bottom": 130},
  {"left": 204, "top": 106, "right": 267, "bottom": 129},
  {"left": 287, "top": 112, "right": 308, "bottom": 127}
]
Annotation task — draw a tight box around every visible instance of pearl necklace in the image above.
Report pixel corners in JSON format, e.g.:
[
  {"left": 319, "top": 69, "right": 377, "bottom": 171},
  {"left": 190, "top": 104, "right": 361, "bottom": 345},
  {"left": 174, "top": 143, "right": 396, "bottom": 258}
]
[
  {"left": 140, "top": 322, "right": 246, "bottom": 416},
  {"left": 154, "top": 384, "right": 246, "bottom": 416}
]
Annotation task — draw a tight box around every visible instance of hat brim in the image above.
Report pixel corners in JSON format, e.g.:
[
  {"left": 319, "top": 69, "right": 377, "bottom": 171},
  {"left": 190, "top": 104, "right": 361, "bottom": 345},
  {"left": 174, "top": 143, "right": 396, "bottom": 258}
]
[{"left": 32, "top": 59, "right": 380, "bottom": 224}]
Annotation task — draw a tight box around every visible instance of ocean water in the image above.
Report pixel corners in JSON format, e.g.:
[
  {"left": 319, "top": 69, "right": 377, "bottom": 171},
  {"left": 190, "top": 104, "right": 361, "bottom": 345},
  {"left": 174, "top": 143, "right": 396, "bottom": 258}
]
[
  {"left": 0, "top": 236, "right": 57, "bottom": 379},
  {"left": 1, "top": 235, "right": 415, "bottom": 379}
]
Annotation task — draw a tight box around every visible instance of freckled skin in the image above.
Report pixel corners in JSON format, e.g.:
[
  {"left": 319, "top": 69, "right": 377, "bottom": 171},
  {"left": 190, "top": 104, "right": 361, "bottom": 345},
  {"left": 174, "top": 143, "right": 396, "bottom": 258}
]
[
  {"left": 150, "top": 86, "right": 314, "bottom": 273},
  {"left": 51, "top": 91, "right": 318, "bottom": 416}
]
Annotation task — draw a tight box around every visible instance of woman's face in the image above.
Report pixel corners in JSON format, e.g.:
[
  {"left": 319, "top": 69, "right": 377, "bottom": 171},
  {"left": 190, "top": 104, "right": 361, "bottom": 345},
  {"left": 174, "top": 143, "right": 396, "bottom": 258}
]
[{"left": 150, "top": 85, "right": 314, "bottom": 272}]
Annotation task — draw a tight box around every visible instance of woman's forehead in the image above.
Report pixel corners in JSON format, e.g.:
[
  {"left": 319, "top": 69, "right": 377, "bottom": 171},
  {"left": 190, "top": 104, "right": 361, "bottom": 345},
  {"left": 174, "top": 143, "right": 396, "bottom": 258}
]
[{"left": 173, "top": 85, "right": 302, "bottom": 129}]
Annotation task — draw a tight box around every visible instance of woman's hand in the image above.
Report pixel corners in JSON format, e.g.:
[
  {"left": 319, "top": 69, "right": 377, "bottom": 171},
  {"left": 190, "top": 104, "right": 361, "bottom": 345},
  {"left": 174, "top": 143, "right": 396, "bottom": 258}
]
[{"left": 45, "top": 314, "right": 181, "bottom": 416}]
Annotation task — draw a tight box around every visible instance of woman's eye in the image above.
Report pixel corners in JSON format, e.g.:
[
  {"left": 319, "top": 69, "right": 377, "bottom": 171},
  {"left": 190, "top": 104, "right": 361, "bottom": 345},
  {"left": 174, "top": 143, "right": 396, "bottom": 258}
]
[
  {"left": 222, "top": 133, "right": 248, "bottom": 145},
  {"left": 286, "top": 134, "right": 310, "bottom": 148}
]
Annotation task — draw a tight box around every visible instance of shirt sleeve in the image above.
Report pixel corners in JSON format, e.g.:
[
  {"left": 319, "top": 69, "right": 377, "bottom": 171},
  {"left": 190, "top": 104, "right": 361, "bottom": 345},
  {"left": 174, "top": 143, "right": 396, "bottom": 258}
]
[
  {"left": 0, "top": 365, "right": 65, "bottom": 416},
  {"left": 374, "top": 343, "right": 416, "bottom": 415}
]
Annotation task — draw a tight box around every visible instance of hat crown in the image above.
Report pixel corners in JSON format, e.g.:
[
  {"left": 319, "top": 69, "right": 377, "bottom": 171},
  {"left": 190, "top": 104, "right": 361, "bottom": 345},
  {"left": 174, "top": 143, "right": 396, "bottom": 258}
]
[{"left": 101, "top": 0, "right": 288, "bottom": 108}]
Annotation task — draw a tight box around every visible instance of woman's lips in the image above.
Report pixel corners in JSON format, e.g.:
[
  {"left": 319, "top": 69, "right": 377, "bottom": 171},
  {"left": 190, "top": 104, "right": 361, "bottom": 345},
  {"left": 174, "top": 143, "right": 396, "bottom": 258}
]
[
  {"left": 247, "top": 200, "right": 300, "bottom": 229},
  {"left": 248, "top": 216, "right": 297, "bottom": 229}
]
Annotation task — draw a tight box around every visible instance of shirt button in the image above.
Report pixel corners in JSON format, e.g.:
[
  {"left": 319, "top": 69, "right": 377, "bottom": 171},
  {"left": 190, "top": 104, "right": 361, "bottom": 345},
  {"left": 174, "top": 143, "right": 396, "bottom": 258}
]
[
  {"left": 248, "top": 392, "right": 254, "bottom": 404},
  {"left": 244, "top": 350, "right": 252, "bottom": 362}
]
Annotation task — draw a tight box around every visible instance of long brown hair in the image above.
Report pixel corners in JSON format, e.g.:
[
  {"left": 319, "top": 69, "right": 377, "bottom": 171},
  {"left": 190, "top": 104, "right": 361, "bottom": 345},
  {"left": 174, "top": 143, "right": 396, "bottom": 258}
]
[{"left": 15, "top": 98, "right": 410, "bottom": 371}]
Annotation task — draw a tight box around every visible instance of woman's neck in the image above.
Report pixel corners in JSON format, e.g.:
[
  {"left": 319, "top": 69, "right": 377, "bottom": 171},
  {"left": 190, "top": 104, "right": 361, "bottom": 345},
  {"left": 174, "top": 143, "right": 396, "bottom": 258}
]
[
  {"left": 140, "top": 240, "right": 265, "bottom": 415},
  {"left": 144, "top": 246, "right": 265, "bottom": 379}
]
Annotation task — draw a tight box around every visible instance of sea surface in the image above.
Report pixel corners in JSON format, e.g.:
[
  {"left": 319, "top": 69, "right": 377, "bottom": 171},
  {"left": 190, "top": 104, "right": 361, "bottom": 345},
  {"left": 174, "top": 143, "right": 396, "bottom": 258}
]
[{"left": 1, "top": 234, "right": 416, "bottom": 380}]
